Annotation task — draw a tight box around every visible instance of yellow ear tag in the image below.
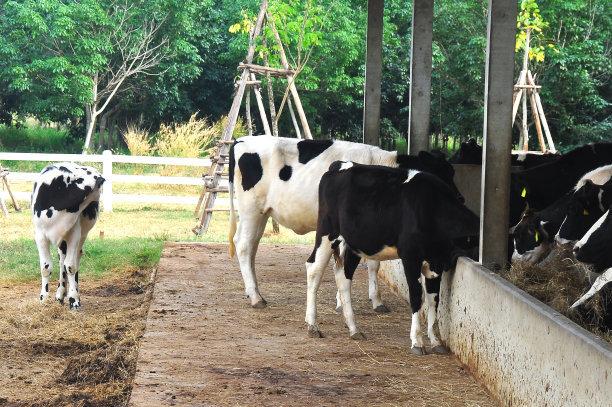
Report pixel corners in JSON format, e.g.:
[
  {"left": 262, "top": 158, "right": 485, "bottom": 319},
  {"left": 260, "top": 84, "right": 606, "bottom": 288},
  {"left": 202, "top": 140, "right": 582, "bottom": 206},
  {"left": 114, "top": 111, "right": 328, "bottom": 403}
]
[
  {"left": 521, "top": 188, "right": 527, "bottom": 198},
  {"left": 583, "top": 209, "right": 589, "bottom": 216},
  {"left": 535, "top": 231, "right": 539, "bottom": 242}
]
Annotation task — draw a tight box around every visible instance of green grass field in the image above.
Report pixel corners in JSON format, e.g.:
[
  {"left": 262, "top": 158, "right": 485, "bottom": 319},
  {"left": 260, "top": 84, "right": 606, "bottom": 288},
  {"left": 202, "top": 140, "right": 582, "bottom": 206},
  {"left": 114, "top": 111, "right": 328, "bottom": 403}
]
[{"left": 0, "top": 202, "right": 312, "bottom": 283}]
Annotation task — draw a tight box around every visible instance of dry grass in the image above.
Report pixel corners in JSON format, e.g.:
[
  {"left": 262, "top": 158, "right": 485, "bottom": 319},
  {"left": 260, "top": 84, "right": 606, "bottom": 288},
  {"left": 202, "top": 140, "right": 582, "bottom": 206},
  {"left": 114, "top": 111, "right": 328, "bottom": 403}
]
[
  {"left": 154, "top": 114, "right": 218, "bottom": 159},
  {"left": 503, "top": 247, "right": 611, "bottom": 343},
  {"left": 0, "top": 267, "right": 154, "bottom": 406},
  {"left": 122, "top": 125, "right": 153, "bottom": 156}
]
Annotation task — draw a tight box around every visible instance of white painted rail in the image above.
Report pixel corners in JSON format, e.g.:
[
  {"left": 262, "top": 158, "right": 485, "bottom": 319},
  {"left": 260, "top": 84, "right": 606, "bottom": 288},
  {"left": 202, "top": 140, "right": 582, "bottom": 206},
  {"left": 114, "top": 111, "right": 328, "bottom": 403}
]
[{"left": 0, "top": 150, "right": 222, "bottom": 212}]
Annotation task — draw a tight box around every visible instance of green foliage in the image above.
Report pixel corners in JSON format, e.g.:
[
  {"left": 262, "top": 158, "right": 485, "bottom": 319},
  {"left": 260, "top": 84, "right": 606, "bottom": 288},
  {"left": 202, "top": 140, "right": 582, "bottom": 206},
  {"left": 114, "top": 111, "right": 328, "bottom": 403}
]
[
  {"left": 0, "top": 0, "right": 609, "bottom": 151},
  {"left": 0, "top": 125, "right": 79, "bottom": 153},
  {"left": 516, "top": 0, "right": 554, "bottom": 63}
]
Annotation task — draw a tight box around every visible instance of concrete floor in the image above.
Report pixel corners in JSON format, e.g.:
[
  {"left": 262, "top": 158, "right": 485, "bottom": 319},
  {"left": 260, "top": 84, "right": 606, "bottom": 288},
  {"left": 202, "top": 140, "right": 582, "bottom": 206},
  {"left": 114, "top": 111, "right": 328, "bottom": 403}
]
[{"left": 129, "top": 243, "right": 495, "bottom": 406}]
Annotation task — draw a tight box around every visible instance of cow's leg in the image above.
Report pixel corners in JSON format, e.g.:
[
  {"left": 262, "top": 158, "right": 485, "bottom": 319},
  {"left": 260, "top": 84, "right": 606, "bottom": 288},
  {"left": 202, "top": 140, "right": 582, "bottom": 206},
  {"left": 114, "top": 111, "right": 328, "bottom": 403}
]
[
  {"left": 336, "top": 250, "right": 365, "bottom": 340},
  {"left": 34, "top": 230, "right": 52, "bottom": 302},
  {"left": 367, "top": 260, "right": 390, "bottom": 313},
  {"left": 55, "top": 240, "right": 68, "bottom": 303},
  {"left": 305, "top": 236, "right": 333, "bottom": 338},
  {"left": 234, "top": 212, "right": 269, "bottom": 308},
  {"left": 63, "top": 223, "right": 83, "bottom": 310},
  {"left": 402, "top": 255, "right": 426, "bottom": 355},
  {"left": 423, "top": 273, "right": 448, "bottom": 354}
]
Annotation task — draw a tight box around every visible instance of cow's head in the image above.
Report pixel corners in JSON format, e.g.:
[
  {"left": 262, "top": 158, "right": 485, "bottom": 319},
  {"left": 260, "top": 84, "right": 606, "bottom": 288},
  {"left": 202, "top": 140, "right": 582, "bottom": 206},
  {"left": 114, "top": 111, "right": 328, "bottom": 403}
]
[
  {"left": 556, "top": 179, "right": 610, "bottom": 244},
  {"left": 451, "top": 138, "right": 482, "bottom": 165},
  {"left": 573, "top": 207, "right": 612, "bottom": 270},
  {"left": 398, "top": 151, "right": 464, "bottom": 203},
  {"left": 510, "top": 208, "right": 552, "bottom": 264}
]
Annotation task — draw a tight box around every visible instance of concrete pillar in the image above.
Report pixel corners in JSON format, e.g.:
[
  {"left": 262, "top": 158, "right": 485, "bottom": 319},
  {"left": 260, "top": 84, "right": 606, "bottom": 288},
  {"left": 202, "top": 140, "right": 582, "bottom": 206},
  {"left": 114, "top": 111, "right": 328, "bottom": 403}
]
[
  {"left": 407, "top": 0, "right": 433, "bottom": 154},
  {"left": 363, "top": 0, "right": 384, "bottom": 146},
  {"left": 479, "top": 0, "right": 518, "bottom": 268}
]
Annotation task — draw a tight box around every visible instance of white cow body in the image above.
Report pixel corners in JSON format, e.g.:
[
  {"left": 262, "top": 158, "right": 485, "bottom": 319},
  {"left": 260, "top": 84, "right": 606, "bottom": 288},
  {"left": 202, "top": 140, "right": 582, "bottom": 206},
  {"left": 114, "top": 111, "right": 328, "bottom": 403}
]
[
  {"left": 32, "top": 162, "right": 104, "bottom": 308},
  {"left": 229, "top": 136, "right": 399, "bottom": 309}
]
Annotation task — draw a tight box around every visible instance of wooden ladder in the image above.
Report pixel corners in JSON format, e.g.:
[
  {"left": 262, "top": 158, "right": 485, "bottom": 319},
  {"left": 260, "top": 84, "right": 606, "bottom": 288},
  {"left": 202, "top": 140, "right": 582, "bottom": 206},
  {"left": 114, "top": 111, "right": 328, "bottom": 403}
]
[
  {"left": 192, "top": 0, "right": 312, "bottom": 235},
  {"left": 0, "top": 166, "right": 21, "bottom": 217}
]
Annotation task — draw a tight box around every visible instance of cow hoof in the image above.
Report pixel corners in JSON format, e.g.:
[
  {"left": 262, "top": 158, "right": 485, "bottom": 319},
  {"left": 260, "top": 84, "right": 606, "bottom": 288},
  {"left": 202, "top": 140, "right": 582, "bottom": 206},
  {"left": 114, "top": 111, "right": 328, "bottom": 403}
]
[
  {"left": 350, "top": 332, "right": 366, "bottom": 341},
  {"left": 335, "top": 305, "right": 342, "bottom": 313},
  {"left": 252, "top": 299, "right": 268, "bottom": 309},
  {"left": 431, "top": 345, "right": 449, "bottom": 355},
  {"left": 307, "top": 325, "right": 323, "bottom": 338},
  {"left": 56, "top": 298, "right": 64, "bottom": 305},
  {"left": 374, "top": 304, "right": 391, "bottom": 314},
  {"left": 68, "top": 297, "right": 81, "bottom": 310},
  {"left": 411, "top": 346, "right": 426, "bottom": 356}
]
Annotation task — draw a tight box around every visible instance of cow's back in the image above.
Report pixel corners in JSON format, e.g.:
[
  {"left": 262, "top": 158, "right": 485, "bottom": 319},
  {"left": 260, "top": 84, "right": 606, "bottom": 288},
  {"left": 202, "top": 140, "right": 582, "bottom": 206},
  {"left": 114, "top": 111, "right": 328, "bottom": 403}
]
[{"left": 231, "top": 136, "right": 396, "bottom": 234}]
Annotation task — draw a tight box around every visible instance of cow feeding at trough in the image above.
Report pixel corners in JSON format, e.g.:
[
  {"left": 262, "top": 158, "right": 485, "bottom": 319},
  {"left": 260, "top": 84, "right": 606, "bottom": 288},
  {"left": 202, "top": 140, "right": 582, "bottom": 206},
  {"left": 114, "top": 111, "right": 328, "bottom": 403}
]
[
  {"left": 572, "top": 207, "right": 612, "bottom": 313},
  {"left": 511, "top": 165, "right": 612, "bottom": 264},
  {"left": 227, "top": 135, "right": 463, "bottom": 311},
  {"left": 32, "top": 162, "right": 104, "bottom": 309},
  {"left": 305, "top": 162, "right": 479, "bottom": 355}
]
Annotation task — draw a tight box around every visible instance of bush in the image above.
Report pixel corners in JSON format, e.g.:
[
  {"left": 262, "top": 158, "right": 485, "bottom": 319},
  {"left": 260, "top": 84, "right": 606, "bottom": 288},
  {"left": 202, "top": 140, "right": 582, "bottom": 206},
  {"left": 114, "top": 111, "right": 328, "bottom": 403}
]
[
  {"left": 0, "top": 125, "right": 79, "bottom": 153},
  {"left": 154, "top": 114, "right": 218, "bottom": 158},
  {"left": 123, "top": 125, "right": 153, "bottom": 156}
]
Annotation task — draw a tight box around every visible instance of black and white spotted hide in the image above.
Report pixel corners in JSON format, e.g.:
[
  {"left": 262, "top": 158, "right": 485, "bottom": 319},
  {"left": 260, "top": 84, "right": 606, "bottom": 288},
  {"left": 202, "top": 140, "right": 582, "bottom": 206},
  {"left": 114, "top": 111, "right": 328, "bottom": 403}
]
[
  {"left": 305, "top": 162, "right": 479, "bottom": 355},
  {"left": 227, "top": 135, "right": 463, "bottom": 313},
  {"left": 32, "top": 162, "right": 104, "bottom": 309}
]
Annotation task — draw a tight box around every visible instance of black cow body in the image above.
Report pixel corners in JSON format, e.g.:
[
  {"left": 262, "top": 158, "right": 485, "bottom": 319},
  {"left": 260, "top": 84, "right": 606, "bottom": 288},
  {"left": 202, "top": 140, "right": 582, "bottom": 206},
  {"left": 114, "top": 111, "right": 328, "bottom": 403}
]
[
  {"left": 510, "top": 193, "right": 572, "bottom": 264},
  {"left": 556, "top": 171, "right": 612, "bottom": 244},
  {"left": 510, "top": 143, "right": 612, "bottom": 225},
  {"left": 571, "top": 207, "right": 612, "bottom": 328},
  {"left": 305, "top": 162, "right": 478, "bottom": 354}
]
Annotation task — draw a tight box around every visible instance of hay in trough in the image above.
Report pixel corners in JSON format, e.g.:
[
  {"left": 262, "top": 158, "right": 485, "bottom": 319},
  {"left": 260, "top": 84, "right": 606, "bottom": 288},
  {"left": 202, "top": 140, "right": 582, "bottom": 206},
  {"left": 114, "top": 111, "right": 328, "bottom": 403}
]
[{"left": 503, "top": 247, "right": 611, "bottom": 343}]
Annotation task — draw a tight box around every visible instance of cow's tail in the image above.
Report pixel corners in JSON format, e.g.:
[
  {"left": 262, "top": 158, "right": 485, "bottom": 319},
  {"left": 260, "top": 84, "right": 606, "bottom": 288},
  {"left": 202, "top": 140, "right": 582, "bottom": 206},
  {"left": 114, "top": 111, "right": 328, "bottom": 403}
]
[{"left": 228, "top": 140, "right": 238, "bottom": 258}]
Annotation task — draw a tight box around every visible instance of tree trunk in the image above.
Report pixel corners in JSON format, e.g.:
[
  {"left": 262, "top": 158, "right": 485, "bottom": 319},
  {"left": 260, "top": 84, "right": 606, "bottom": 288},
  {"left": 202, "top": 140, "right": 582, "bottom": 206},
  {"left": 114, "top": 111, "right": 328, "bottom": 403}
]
[
  {"left": 83, "top": 104, "right": 97, "bottom": 153},
  {"left": 99, "top": 114, "right": 108, "bottom": 150}
]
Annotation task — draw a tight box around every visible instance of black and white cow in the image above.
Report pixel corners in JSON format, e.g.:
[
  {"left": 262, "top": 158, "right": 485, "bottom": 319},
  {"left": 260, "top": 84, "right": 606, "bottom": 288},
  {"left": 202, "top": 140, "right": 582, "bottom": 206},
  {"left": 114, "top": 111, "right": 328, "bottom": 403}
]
[
  {"left": 511, "top": 165, "right": 612, "bottom": 263},
  {"left": 305, "top": 162, "right": 479, "bottom": 354},
  {"left": 556, "top": 165, "right": 612, "bottom": 245},
  {"left": 32, "top": 162, "right": 104, "bottom": 309},
  {"left": 510, "top": 194, "right": 572, "bottom": 264},
  {"left": 228, "top": 136, "right": 463, "bottom": 311},
  {"left": 571, "top": 207, "right": 612, "bottom": 313},
  {"left": 509, "top": 142, "right": 612, "bottom": 225}
]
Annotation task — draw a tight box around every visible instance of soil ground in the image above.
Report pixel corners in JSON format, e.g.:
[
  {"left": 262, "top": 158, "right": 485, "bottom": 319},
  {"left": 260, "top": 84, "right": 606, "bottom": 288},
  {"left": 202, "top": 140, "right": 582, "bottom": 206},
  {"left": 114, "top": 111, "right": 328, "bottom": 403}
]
[
  {"left": 0, "top": 267, "right": 154, "bottom": 406},
  {"left": 129, "top": 243, "right": 496, "bottom": 406}
]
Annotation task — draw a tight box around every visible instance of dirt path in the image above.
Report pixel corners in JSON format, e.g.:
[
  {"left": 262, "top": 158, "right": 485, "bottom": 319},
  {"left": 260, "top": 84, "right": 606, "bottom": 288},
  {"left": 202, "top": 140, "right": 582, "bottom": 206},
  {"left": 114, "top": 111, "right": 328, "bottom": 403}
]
[{"left": 130, "top": 243, "right": 495, "bottom": 406}]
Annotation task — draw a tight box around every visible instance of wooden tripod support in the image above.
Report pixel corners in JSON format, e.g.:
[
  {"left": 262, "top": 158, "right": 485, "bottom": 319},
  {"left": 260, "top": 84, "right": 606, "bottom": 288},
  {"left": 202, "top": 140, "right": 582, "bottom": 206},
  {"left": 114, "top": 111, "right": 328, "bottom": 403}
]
[
  {"left": 0, "top": 166, "right": 22, "bottom": 217},
  {"left": 192, "top": 0, "right": 312, "bottom": 235},
  {"left": 511, "top": 29, "right": 556, "bottom": 153}
]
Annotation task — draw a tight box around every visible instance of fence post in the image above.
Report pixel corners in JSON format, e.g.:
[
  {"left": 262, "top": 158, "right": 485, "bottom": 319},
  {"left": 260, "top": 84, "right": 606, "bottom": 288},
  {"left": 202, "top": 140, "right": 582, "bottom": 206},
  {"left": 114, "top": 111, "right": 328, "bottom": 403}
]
[{"left": 102, "top": 150, "right": 113, "bottom": 212}]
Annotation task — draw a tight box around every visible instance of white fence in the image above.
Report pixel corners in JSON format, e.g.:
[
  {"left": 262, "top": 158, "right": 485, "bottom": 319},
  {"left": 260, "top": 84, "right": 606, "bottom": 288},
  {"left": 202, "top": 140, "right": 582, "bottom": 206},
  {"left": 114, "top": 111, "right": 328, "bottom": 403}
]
[{"left": 0, "top": 150, "right": 229, "bottom": 212}]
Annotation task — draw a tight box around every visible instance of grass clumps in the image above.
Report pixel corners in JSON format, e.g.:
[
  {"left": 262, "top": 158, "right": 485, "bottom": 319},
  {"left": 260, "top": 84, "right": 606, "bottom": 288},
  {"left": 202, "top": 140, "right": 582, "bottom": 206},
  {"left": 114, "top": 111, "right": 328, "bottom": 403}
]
[
  {"left": 154, "top": 114, "right": 219, "bottom": 158},
  {"left": 123, "top": 125, "right": 153, "bottom": 156}
]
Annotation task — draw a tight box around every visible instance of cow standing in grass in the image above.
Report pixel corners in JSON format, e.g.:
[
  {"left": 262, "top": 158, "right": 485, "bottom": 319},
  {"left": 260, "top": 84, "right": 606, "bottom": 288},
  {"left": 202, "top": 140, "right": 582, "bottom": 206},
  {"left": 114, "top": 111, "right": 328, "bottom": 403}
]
[
  {"left": 305, "top": 162, "right": 479, "bottom": 354},
  {"left": 32, "top": 163, "right": 104, "bottom": 309},
  {"left": 228, "top": 135, "right": 462, "bottom": 310}
]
